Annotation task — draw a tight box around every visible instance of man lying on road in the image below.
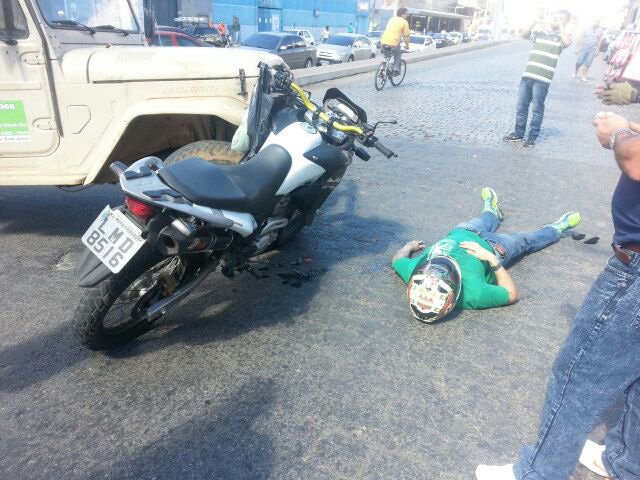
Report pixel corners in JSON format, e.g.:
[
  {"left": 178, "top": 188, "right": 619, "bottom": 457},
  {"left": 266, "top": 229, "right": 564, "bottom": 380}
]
[{"left": 392, "top": 188, "right": 580, "bottom": 322}]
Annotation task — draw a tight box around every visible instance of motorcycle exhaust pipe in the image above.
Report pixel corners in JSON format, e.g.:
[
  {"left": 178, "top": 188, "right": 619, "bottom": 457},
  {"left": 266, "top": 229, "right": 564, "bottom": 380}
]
[{"left": 157, "top": 219, "right": 233, "bottom": 255}]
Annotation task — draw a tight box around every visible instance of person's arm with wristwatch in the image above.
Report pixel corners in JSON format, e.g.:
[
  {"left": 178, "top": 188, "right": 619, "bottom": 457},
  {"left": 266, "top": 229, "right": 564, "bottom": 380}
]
[
  {"left": 460, "top": 241, "right": 519, "bottom": 304},
  {"left": 594, "top": 112, "right": 640, "bottom": 180}
]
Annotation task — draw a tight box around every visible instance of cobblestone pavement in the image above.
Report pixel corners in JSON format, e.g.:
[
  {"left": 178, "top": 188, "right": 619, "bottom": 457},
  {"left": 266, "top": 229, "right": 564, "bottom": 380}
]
[
  {"left": 0, "top": 42, "right": 624, "bottom": 479},
  {"left": 309, "top": 41, "right": 625, "bottom": 166}
]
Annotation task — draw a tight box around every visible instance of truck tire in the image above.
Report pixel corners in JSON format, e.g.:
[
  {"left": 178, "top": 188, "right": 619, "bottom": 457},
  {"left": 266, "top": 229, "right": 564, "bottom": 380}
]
[{"left": 164, "top": 140, "right": 244, "bottom": 166}]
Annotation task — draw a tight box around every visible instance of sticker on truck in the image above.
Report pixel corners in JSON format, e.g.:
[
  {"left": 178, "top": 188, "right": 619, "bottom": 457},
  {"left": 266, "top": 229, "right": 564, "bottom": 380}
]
[{"left": 0, "top": 101, "right": 30, "bottom": 142}]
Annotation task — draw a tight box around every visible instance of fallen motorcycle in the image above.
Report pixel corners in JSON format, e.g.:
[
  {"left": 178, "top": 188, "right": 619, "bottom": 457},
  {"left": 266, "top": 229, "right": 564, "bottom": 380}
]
[{"left": 72, "top": 63, "right": 397, "bottom": 349}]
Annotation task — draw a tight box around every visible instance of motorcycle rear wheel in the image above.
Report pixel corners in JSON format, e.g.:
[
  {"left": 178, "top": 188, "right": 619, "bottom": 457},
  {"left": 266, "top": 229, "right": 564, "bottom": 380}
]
[
  {"left": 374, "top": 63, "right": 387, "bottom": 91},
  {"left": 390, "top": 60, "right": 407, "bottom": 87},
  {"left": 72, "top": 247, "right": 175, "bottom": 350}
]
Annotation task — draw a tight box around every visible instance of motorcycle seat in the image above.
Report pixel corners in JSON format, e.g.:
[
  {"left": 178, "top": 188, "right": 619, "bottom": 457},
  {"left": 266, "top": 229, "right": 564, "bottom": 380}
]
[{"left": 158, "top": 144, "right": 292, "bottom": 216}]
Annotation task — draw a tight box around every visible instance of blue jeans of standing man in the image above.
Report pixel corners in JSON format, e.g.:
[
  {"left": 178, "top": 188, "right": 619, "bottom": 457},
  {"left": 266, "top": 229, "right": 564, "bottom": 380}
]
[
  {"left": 454, "top": 212, "right": 559, "bottom": 267},
  {"left": 513, "top": 251, "right": 640, "bottom": 479},
  {"left": 515, "top": 77, "right": 550, "bottom": 140}
]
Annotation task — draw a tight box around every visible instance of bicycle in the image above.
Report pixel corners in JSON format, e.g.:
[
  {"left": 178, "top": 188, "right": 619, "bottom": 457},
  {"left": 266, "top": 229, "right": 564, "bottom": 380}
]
[{"left": 374, "top": 46, "right": 407, "bottom": 91}]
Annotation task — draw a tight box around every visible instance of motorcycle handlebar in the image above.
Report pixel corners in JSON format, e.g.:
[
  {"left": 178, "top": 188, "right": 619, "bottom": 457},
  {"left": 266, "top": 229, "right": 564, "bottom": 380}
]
[
  {"left": 290, "top": 83, "right": 364, "bottom": 135},
  {"left": 372, "top": 140, "right": 397, "bottom": 158}
]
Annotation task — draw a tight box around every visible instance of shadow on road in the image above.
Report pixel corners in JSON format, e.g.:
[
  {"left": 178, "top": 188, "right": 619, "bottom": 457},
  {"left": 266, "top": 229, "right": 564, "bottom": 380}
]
[
  {"left": 0, "top": 186, "right": 122, "bottom": 237},
  {"left": 0, "top": 179, "right": 406, "bottom": 388},
  {"left": 106, "top": 179, "right": 406, "bottom": 359},
  {"left": 90, "top": 378, "right": 277, "bottom": 479}
]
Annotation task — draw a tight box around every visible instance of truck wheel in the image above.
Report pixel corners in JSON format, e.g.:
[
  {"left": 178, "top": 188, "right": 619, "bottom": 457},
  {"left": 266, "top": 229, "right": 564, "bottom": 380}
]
[
  {"left": 304, "top": 58, "right": 314, "bottom": 68},
  {"left": 164, "top": 140, "right": 244, "bottom": 166}
]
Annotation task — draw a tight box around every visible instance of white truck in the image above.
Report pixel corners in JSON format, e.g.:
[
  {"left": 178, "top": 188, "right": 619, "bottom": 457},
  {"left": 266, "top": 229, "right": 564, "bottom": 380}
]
[{"left": 0, "top": 0, "right": 282, "bottom": 185}]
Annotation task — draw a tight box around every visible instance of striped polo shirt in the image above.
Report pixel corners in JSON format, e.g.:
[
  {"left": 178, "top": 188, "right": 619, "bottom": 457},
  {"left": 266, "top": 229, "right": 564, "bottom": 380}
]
[{"left": 523, "top": 33, "right": 564, "bottom": 84}]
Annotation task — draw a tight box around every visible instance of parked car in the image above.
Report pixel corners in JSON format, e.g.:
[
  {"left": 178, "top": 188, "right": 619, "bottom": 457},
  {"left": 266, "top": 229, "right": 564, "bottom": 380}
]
[
  {"left": 447, "top": 31, "right": 463, "bottom": 45},
  {"left": 316, "top": 33, "right": 376, "bottom": 65},
  {"left": 367, "top": 30, "right": 383, "bottom": 49},
  {"left": 240, "top": 32, "right": 317, "bottom": 69},
  {"left": 461, "top": 32, "right": 472, "bottom": 43},
  {"left": 432, "top": 33, "right": 452, "bottom": 48},
  {"left": 149, "top": 29, "right": 211, "bottom": 47},
  {"left": 407, "top": 34, "right": 436, "bottom": 53},
  {"left": 284, "top": 29, "right": 315, "bottom": 46}
]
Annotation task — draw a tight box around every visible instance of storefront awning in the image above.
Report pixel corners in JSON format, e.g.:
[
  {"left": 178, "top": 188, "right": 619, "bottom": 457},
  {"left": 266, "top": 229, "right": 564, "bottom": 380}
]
[{"left": 405, "top": 8, "right": 470, "bottom": 19}]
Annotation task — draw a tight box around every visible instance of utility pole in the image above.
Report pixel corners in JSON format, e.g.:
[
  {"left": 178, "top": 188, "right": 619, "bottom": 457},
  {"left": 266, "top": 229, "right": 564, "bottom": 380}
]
[{"left": 491, "top": 0, "right": 504, "bottom": 40}]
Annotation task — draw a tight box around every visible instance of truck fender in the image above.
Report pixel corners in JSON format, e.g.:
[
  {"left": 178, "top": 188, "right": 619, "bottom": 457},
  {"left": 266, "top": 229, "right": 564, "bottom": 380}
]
[{"left": 74, "top": 247, "right": 113, "bottom": 287}]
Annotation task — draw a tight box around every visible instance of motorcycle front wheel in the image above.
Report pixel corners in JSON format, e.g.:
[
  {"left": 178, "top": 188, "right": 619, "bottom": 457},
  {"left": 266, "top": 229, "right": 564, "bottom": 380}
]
[{"left": 72, "top": 247, "right": 178, "bottom": 350}]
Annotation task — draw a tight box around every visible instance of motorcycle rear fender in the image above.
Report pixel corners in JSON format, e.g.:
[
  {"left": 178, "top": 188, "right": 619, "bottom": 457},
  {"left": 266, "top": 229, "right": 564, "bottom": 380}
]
[{"left": 75, "top": 247, "right": 113, "bottom": 288}]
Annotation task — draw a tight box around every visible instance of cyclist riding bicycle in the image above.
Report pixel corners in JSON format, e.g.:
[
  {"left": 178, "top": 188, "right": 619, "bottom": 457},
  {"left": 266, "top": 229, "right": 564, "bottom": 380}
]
[{"left": 380, "top": 7, "right": 410, "bottom": 76}]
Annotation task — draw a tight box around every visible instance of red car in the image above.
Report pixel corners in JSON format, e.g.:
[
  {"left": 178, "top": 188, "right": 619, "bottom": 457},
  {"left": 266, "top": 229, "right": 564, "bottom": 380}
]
[{"left": 149, "top": 30, "right": 211, "bottom": 47}]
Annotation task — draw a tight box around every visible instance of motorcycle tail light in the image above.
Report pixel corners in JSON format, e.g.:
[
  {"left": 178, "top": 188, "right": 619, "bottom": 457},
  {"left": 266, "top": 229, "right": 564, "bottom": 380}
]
[{"left": 125, "top": 195, "right": 156, "bottom": 222}]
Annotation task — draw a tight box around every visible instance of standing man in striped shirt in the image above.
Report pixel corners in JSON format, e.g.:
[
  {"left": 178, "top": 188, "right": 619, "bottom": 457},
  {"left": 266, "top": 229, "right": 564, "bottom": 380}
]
[{"left": 504, "top": 11, "right": 573, "bottom": 147}]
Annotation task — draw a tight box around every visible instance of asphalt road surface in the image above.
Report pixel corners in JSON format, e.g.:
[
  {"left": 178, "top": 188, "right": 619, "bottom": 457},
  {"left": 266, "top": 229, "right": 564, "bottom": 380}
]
[{"left": 0, "top": 42, "right": 624, "bottom": 479}]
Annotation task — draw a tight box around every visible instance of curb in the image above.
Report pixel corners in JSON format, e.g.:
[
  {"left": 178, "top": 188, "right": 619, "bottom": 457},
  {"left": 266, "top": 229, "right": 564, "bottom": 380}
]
[{"left": 294, "top": 40, "right": 512, "bottom": 87}]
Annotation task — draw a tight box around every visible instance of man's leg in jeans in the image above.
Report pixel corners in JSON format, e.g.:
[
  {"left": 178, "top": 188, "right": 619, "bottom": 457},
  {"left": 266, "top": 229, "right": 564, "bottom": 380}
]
[
  {"left": 603, "top": 377, "right": 640, "bottom": 479},
  {"left": 528, "top": 80, "right": 550, "bottom": 140},
  {"left": 511, "top": 255, "right": 640, "bottom": 479},
  {"left": 480, "top": 226, "right": 558, "bottom": 268},
  {"left": 392, "top": 45, "right": 402, "bottom": 73},
  {"left": 515, "top": 78, "right": 533, "bottom": 138},
  {"left": 453, "top": 212, "right": 500, "bottom": 235}
]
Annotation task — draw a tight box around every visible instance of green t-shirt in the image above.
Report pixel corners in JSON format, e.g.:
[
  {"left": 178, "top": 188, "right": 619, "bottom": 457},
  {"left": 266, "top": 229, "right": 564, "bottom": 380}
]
[{"left": 392, "top": 229, "right": 510, "bottom": 310}]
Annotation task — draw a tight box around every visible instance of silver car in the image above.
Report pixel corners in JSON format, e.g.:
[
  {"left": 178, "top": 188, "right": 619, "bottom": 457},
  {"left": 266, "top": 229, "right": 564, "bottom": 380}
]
[
  {"left": 240, "top": 32, "right": 317, "bottom": 69},
  {"left": 316, "top": 33, "right": 376, "bottom": 65}
]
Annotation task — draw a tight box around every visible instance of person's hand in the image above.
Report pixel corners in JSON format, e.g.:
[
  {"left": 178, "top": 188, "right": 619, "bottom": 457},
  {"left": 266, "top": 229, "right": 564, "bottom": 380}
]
[
  {"left": 460, "top": 241, "right": 499, "bottom": 266},
  {"left": 593, "top": 112, "right": 630, "bottom": 149},
  {"left": 405, "top": 240, "right": 425, "bottom": 252},
  {"left": 599, "top": 82, "right": 639, "bottom": 105}
]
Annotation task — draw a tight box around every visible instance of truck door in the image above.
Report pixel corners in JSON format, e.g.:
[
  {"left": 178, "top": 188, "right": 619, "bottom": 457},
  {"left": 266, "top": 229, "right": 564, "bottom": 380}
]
[{"left": 1, "top": 0, "right": 60, "bottom": 156}]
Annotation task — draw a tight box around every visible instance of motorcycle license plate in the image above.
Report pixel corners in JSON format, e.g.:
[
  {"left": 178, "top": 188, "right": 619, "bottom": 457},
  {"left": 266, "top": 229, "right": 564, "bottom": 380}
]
[{"left": 81, "top": 206, "right": 145, "bottom": 274}]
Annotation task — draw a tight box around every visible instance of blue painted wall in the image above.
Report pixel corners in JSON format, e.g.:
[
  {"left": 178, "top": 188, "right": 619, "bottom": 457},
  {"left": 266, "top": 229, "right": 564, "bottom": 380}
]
[{"left": 210, "top": 0, "right": 369, "bottom": 40}]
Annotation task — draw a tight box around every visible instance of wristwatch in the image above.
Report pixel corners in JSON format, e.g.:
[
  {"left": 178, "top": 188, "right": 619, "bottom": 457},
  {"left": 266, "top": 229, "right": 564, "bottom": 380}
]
[
  {"left": 610, "top": 128, "right": 634, "bottom": 150},
  {"left": 490, "top": 262, "right": 502, "bottom": 272}
]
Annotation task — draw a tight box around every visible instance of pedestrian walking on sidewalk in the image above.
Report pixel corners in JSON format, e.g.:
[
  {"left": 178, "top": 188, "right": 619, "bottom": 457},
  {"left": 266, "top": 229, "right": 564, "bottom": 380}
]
[
  {"left": 574, "top": 20, "right": 603, "bottom": 82},
  {"left": 321, "top": 26, "right": 330, "bottom": 43},
  {"left": 230, "top": 16, "right": 241, "bottom": 44},
  {"left": 380, "top": 7, "right": 410, "bottom": 76},
  {"left": 503, "top": 11, "right": 573, "bottom": 147},
  {"left": 392, "top": 188, "right": 580, "bottom": 322},
  {"left": 348, "top": 22, "right": 354, "bottom": 33},
  {"left": 476, "top": 112, "right": 640, "bottom": 480}
]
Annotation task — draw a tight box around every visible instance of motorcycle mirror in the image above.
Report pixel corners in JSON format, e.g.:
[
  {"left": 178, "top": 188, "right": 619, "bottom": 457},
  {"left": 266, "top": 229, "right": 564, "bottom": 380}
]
[{"left": 372, "top": 120, "right": 398, "bottom": 131}]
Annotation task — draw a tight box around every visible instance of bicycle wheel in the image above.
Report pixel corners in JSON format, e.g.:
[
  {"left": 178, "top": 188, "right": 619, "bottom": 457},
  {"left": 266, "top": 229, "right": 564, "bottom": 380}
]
[
  {"left": 374, "top": 62, "right": 387, "bottom": 91},
  {"left": 390, "top": 59, "right": 407, "bottom": 87}
]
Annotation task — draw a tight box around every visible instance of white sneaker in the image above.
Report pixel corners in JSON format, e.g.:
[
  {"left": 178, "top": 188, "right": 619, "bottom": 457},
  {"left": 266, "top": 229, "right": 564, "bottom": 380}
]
[
  {"left": 581, "top": 76, "right": 588, "bottom": 82},
  {"left": 476, "top": 464, "right": 516, "bottom": 479},
  {"left": 579, "top": 440, "right": 609, "bottom": 477}
]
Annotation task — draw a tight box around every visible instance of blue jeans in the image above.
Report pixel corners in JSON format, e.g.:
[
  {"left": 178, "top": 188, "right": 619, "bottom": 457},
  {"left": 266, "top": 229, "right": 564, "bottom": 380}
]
[
  {"left": 513, "top": 252, "right": 640, "bottom": 479},
  {"left": 453, "top": 212, "right": 559, "bottom": 268},
  {"left": 515, "top": 77, "right": 550, "bottom": 140}
]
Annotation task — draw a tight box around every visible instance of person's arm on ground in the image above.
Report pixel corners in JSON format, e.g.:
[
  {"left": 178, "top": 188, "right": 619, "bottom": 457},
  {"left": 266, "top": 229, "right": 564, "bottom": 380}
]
[
  {"left": 392, "top": 240, "right": 424, "bottom": 264},
  {"left": 594, "top": 112, "right": 640, "bottom": 180},
  {"left": 460, "top": 241, "right": 519, "bottom": 304}
]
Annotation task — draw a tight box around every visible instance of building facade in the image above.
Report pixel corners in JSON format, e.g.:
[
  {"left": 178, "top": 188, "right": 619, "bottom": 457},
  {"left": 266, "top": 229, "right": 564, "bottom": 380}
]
[{"left": 147, "top": 0, "right": 369, "bottom": 40}]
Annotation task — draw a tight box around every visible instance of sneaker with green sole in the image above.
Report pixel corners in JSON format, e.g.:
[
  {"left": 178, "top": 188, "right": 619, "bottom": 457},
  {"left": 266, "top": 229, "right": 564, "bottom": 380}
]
[
  {"left": 481, "top": 187, "right": 503, "bottom": 221},
  {"left": 545, "top": 212, "right": 581, "bottom": 233}
]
